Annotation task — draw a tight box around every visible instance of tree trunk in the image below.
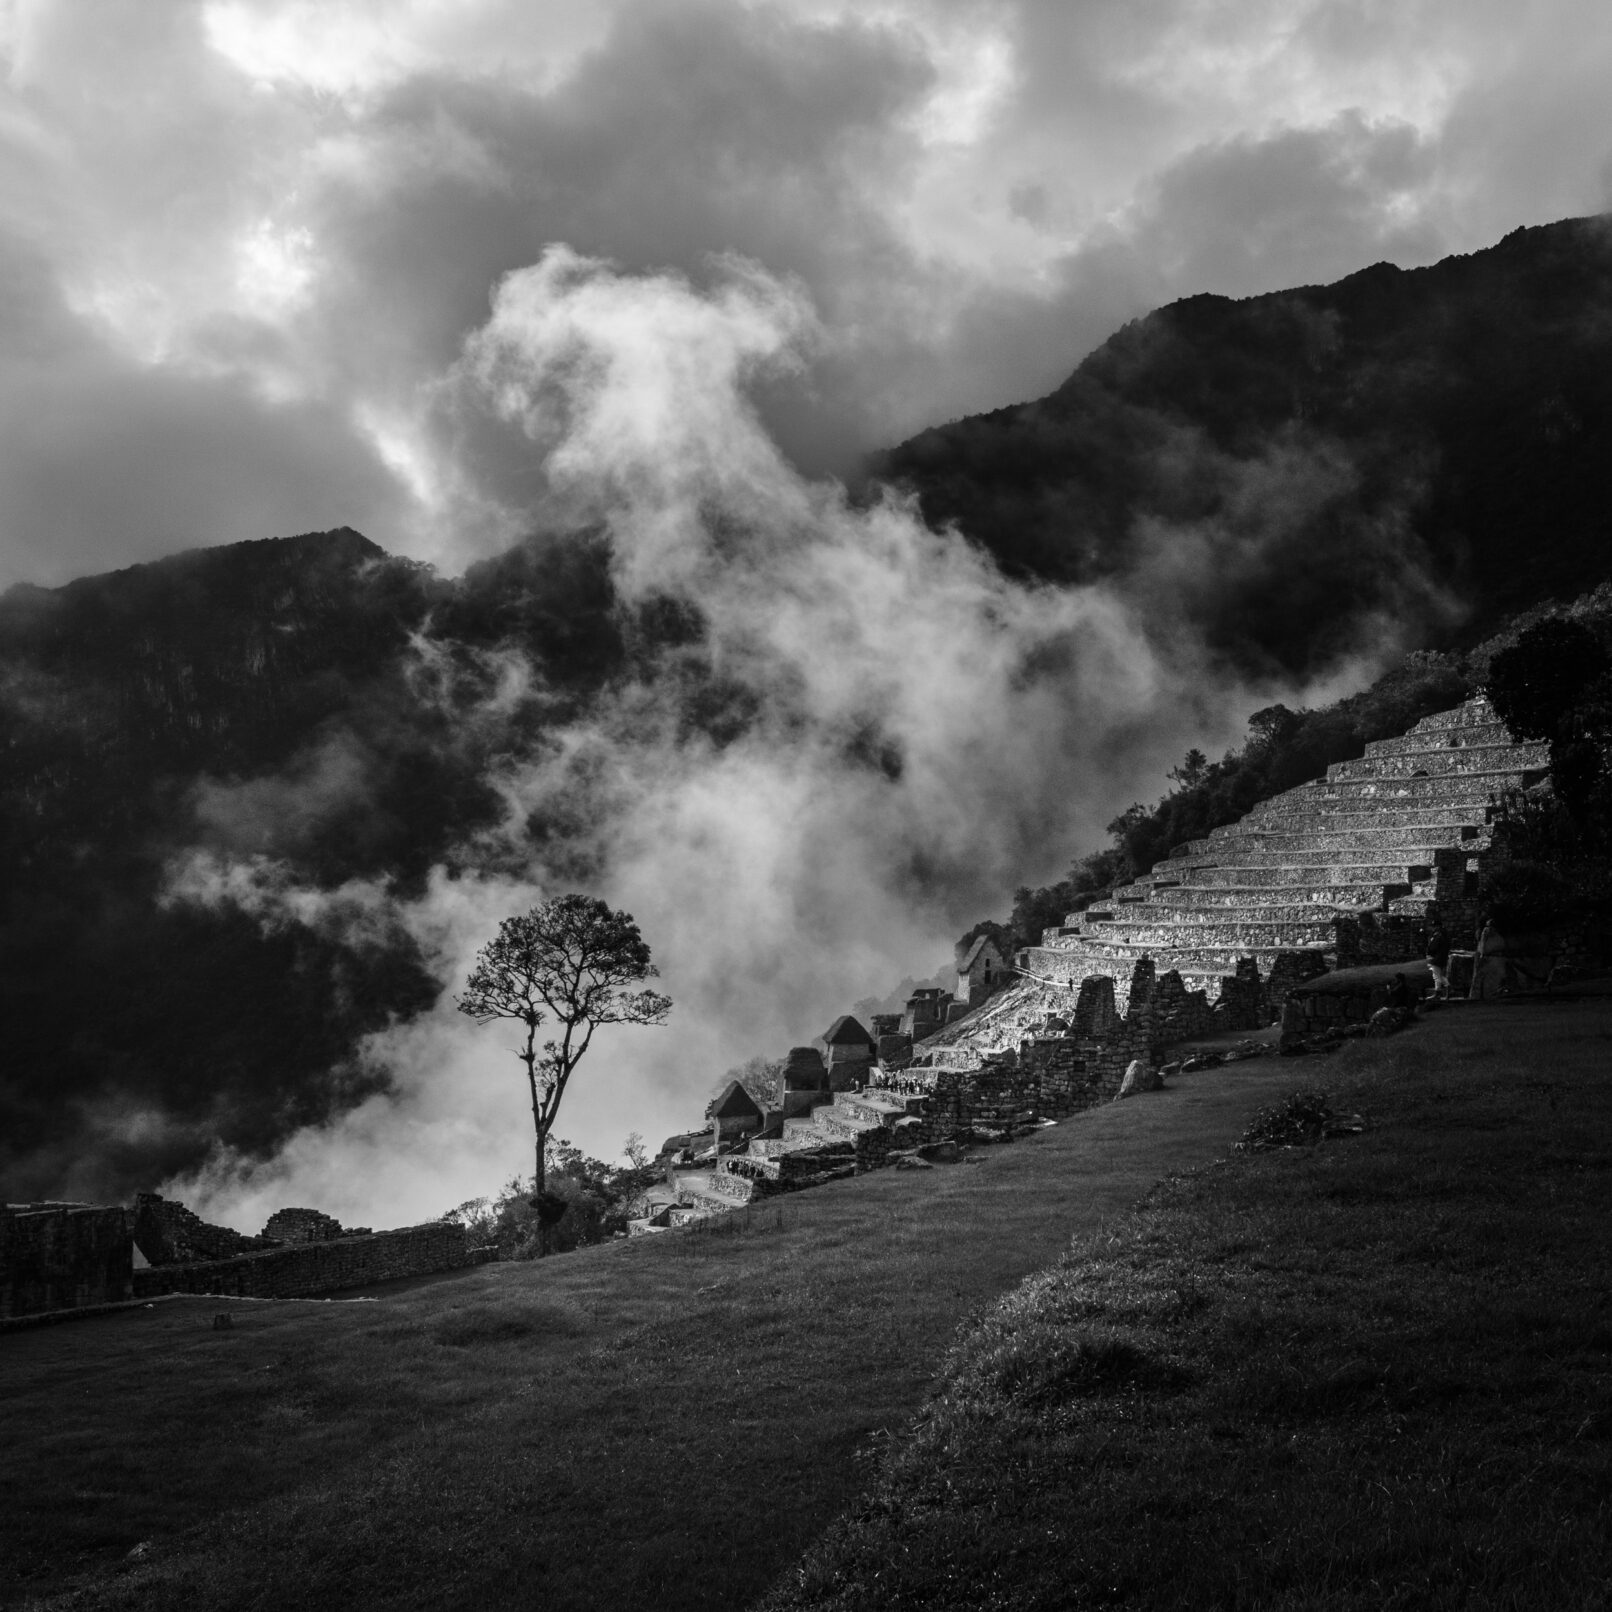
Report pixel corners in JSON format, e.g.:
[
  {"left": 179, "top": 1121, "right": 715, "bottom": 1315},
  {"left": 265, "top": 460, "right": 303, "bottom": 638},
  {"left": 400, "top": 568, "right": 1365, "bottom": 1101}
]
[{"left": 523, "top": 1020, "right": 550, "bottom": 1253}]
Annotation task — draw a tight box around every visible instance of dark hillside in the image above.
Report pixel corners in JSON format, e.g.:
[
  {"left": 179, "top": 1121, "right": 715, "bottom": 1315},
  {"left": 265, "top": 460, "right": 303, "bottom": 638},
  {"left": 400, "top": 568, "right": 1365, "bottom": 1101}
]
[
  {"left": 0, "top": 528, "right": 631, "bottom": 1202},
  {"left": 873, "top": 215, "right": 1612, "bottom": 676}
]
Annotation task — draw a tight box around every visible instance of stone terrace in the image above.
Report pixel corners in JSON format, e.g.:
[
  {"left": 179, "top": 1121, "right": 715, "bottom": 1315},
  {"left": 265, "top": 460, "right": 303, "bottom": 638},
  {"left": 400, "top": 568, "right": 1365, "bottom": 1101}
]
[{"left": 941, "top": 697, "right": 1545, "bottom": 1055}]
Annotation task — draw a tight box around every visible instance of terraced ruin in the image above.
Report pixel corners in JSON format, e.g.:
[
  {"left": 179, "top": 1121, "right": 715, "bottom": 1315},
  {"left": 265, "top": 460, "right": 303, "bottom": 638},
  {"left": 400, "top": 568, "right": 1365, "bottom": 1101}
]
[
  {"left": 939, "top": 695, "right": 1547, "bottom": 1050},
  {"left": 637, "top": 696, "right": 1547, "bottom": 1230}
]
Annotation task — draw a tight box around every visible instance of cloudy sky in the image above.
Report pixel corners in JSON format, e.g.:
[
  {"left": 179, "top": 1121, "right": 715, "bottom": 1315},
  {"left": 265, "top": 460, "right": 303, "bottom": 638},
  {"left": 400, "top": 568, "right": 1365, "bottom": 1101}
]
[{"left": 3, "top": 0, "right": 1611, "bottom": 591}]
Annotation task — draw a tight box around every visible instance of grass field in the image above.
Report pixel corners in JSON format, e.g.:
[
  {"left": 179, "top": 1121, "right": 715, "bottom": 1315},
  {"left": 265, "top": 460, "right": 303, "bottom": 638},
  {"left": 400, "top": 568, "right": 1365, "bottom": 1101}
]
[
  {"left": 1, "top": 1060, "right": 1301, "bottom": 1612},
  {"left": 764, "top": 999, "right": 1612, "bottom": 1611}
]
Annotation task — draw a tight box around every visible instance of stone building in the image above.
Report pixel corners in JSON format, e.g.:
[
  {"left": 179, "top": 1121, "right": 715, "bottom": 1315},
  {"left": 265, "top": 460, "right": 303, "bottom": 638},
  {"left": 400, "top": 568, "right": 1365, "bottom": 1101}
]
[
  {"left": 901, "top": 986, "right": 957, "bottom": 1041},
  {"left": 821, "top": 1014, "right": 877, "bottom": 1090},
  {"left": 708, "top": 1080, "right": 766, "bottom": 1143},
  {"left": 955, "top": 935, "right": 1008, "bottom": 1007},
  {"left": 779, "top": 1045, "right": 832, "bottom": 1118}
]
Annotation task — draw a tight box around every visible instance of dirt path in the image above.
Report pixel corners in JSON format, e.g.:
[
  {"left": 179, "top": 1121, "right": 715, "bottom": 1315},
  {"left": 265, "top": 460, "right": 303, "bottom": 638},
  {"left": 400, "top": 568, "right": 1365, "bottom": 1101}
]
[{"left": 2, "top": 1061, "right": 1302, "bottom": 1612}]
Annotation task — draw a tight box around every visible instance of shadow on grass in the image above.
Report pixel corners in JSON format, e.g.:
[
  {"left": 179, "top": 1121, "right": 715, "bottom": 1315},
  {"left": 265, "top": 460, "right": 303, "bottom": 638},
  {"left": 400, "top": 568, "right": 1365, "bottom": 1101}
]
[
  {"left": 1, "top": 1059, "right": 1304, "bottom": 1612},
  {"left": 760, "top": 1003, "right": 1612, "bottom": 1611}
]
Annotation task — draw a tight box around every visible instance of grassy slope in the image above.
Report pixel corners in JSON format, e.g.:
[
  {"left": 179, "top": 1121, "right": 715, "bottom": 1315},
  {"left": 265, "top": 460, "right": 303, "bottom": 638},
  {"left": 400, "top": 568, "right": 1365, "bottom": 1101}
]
[
  {"left": 764, "top": 1000, "right": 1612, "bottom": 1611},
  {"left": 0, "top": 1064, "right": 1300, "bottom": 1612}
]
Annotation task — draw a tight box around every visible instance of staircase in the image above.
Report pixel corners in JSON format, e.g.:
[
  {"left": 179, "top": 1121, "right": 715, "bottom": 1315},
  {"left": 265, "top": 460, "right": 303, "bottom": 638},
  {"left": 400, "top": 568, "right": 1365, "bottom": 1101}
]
[{"left": 936, "top": 697, "right": 1545, "bottom": 1053}]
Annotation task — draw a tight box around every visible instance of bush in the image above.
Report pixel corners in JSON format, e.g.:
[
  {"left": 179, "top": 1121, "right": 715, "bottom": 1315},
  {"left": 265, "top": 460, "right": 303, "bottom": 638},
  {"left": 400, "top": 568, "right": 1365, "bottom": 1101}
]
[{"left": 1486, "top": 618, "right": 1611, "bottom": 742}]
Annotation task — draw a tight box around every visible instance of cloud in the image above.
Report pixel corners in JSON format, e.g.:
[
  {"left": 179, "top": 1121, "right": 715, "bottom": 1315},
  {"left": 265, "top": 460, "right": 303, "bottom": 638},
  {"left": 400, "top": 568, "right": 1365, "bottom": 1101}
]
[
  {"left": 162, "top": 249, "right": 1390, "bottom": 1229},
  {"left": 4, "top": 0, "right": 1612, "bottom": 591}
]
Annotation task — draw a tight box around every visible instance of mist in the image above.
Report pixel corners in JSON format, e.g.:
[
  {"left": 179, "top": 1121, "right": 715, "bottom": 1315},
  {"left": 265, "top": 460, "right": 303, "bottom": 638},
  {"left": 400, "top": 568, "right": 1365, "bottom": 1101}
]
[{"left": 159, "top": 249, "right": 1400, "bottom": 1231}]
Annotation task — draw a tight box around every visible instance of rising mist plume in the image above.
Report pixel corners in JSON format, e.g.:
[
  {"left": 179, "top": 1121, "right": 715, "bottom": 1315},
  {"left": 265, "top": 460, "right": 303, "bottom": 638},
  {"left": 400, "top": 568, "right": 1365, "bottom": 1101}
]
[{"left": 156, "top": 248, "right": 1389, "bottom": 1230}]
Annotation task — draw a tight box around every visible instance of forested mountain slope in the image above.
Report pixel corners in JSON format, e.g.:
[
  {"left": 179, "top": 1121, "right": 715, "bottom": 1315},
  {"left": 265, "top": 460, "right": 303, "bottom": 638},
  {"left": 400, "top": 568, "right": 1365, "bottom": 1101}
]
[{"left": 872, "top": 215, "right": 1612, "bottom": 678}]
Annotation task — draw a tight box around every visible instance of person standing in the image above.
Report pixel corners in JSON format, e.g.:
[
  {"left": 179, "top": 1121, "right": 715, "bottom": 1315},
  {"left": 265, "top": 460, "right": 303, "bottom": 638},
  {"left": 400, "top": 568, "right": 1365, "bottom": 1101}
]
[
  {"left": 1469, "top": 915, "right": 1503, "bottom": 1001},
  {"left": 1426, "top": 921, "right": 1452, "bottom": 1000}
]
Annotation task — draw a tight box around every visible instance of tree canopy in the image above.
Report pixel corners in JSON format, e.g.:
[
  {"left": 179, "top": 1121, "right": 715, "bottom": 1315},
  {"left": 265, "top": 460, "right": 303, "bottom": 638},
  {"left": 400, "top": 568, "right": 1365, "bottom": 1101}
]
[{"left": 458, "top": 894, "right": 671, "bottom": 1227}]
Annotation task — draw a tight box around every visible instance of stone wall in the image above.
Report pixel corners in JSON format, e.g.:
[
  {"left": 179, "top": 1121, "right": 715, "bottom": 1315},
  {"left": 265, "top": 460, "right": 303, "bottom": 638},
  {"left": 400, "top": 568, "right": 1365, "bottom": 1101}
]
[
  {"left": 132, "top": 1192, "right": 277, "bottom": 1264},
  {"left": 887, "top": 959, "right": 1164, "bottom": 1144},
  {"left": 1332, "top": 911, "right": 1427, "bottom": 969},
  {"left": 262, "top": 1207, "right": 347, "bottom": 1244},
  {"left": 1279, "top": 980, "right": 1405, "bottom": 1044},
  {"left": 132, "top": 1221, "right": 483, "bottom": 1300},
  {"left": 2, "top": 1203, "right": 132, "bottom": 1319}
]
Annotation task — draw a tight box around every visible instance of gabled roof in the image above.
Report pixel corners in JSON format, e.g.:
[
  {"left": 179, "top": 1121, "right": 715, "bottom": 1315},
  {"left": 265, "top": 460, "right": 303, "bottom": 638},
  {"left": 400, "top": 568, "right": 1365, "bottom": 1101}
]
[
  {"left": 709, "top": 1079, "right": 764, "bottom": 1119},
  {"left": 823, "top": 1013, "right": 875, "bottom": 1048},
  {"left": 958, "top": 935, "right": 1004, "bottom": 971}
]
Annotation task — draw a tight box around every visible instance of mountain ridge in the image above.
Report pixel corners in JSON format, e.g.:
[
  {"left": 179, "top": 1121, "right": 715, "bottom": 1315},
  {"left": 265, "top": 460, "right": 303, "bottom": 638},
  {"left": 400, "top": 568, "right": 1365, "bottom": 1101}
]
[{"left": 870, "top": 212, "right": 1612, "bottom": 676}]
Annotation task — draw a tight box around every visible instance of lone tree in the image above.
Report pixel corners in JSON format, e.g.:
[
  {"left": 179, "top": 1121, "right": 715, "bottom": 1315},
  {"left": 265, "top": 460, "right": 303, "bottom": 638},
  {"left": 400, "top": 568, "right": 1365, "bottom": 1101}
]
[{"left": 458, "top": 895, "right": 671, "bottom": 1224}]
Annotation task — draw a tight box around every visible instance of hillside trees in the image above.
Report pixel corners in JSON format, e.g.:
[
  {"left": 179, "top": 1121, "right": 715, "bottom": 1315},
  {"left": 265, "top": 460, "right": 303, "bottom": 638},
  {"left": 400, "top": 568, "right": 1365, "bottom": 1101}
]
[
  {"left": 711, "top": 1054, "right": 785, "bottom": 1113},
  {"left": 458, "top": 895, "right": 672, "bottom": 1238},
  {"left": 1483, "top": 616, "right": 1612, "bottom": 928},
  {"left": 446, "top": 1136, "right": 659, "bottom": 1258},
  {"left": 1486, "top": 617, "right": 1612, "bottom": 813}
]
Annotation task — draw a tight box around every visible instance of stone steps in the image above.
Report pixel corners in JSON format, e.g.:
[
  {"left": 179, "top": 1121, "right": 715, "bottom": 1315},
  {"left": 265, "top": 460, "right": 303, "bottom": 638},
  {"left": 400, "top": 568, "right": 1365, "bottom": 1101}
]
[
  {"left": 1156, "top": 845, "right": 1437, "bottom": 869},
  {"left": 1178, "top": 862, "right": 1425, "bottom": 888},
  {"left": 705, "top": 1170, "right": 757, "bottom": 1205},
  {"left": 1327, "top": 742, "right": 1547, "bottom": 781},
  {"left": 1059, "top": 938, "right": 1322, "bottom": 976},
  {"left": 1115, "top": 889, "right": 1379, "bottom": 915},
  {"left": 1065, "top": 882, "right": 1397, "bottom": 935},
  {"left": 1203, "top": 822, "right": 1484, "bottom": 849},
  {"left": 773, "top": 1093, "right": 901, "bottom": 1155},
  {"left": 1364, "top": 723, "right": 1511, "bottom": 758},
  {"left": 1092, "top": 899, "right": 1373, "bottom": 924},
  {"left": 1068, "top": 918, "right": 1337, "bottom": 949},
  {"left": 1269, "top": 771, "right": 1532, "bottom": 805},
  {"left": 1406, "top": 698, "right": 1501, "bottom": 731},
  {"left": 1242, "top": 801, "right": 1501, "bottom": 829}
]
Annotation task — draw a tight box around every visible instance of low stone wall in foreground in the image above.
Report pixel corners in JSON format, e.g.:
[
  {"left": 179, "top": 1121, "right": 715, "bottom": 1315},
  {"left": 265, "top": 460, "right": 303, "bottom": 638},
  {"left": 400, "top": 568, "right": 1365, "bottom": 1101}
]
[
  {"left": 133, "top": 1221, "right": 489, "bottom": 1300},
  {"left": 1, "top": 1203, "right": 133, "bottom": 1319}
]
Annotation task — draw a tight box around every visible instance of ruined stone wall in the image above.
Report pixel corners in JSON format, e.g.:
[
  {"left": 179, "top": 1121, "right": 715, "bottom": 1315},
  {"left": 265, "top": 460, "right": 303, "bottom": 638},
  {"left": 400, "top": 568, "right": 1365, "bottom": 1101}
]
[
  {"left": 1151, "top": 970, "right": 1219, "bottom": 1045},
  {"left": 886, "top": 960, "right": 1162, "bottom": 1143},
  {"left": 262, "top": 1207, "right": 346, "bottom": 1244},
  {"left": 132, "top": 1222, "right": 481, "bottom": 1300},
  {"left": 1072, "top": 975, "right": 1120, "bottom": 1038},
  {"left": 1332, "top": 911, "right": 1427, "bottom": 969},
  {"left": 1280, "top": 982, "right": 1399, "bottom": 1042},
  {"left": 1432, "top": 846, "right": 1484, "bottom": 943},
  {"left": 133, "top": 1192, "right": 277, "bottom": 1265},
  {"left": 2, "top": 1203, "right": 132, "bottom": 1319},
  {"left": 1261, "top": 951, "right": 1332, "bottom": 1012}
]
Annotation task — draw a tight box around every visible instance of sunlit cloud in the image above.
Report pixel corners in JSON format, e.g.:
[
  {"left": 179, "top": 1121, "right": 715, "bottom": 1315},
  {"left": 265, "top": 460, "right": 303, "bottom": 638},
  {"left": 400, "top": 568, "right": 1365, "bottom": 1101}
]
[{"left": 1, "top": 0, "right": 1608, "bottom": 589}]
